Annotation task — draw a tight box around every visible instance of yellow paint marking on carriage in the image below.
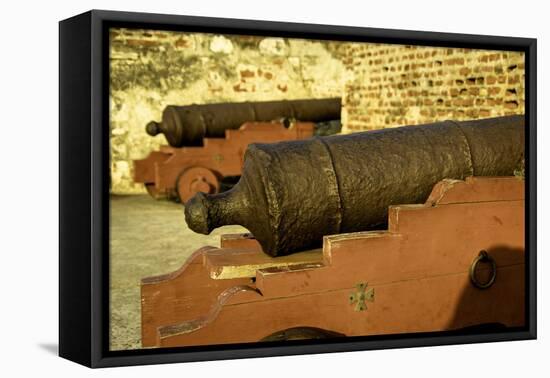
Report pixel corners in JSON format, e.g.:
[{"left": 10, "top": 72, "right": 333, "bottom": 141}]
[{"left": 209, "top": 249, "right": 323, "bottom": 279}]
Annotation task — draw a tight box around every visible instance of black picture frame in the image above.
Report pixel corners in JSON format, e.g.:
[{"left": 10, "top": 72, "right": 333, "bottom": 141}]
[{"left": 59, "top": 9, "right": 537, "bottom": 368}]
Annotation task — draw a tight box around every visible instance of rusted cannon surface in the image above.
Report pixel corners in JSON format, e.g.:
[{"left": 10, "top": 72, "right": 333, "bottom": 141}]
[
  {"left": 146, "top": 98, "right": 341, "bottom": 147},
  {"left": 185, "top": 115, "right": 525, "bottom": 257}
]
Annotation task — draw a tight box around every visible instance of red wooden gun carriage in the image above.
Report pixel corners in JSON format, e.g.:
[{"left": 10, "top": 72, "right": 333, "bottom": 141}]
[
  {"left": 141, "top": 177, "right": 525, "bottom": 347},
  {"left": 134, "top": 121, "right": 315, "bottom": 202}
]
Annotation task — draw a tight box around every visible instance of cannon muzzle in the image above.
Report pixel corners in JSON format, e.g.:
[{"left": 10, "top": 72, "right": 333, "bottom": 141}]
[{"left": 145, "top": 121, "right": 161, "bottom": 136}]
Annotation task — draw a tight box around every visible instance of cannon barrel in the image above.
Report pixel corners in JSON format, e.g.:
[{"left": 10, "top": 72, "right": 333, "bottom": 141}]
[
  {"left": 146, "top": 98, "right": 342, "bottom": 147},
  {"left": 185, "top": 115, "right": 525, "bottom": 257}
]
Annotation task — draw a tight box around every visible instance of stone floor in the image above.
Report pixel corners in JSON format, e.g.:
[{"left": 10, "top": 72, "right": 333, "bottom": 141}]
[{"left": 109, "top": 194, "right": 248, "bottom": 351}]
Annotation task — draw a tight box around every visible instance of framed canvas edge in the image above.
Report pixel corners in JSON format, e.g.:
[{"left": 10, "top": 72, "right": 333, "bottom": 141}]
[
  {"left": 59, "top": 9, "right": 537, "bottom": 368},
  {"left": 59, "top": 10, "right": 93, "bottom": 367}
]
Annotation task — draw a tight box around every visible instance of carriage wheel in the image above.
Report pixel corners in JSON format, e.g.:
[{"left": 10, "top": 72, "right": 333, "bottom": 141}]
[
  {"left": 260, "top": 327, "right": 345, "bottom": 342},
  {"left": 176, "top": 167, "right": 220, "bottom": 203}
]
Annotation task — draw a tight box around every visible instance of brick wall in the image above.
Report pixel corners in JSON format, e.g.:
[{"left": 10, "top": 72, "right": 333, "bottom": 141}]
[
  {"left": 110, "top": 28, "right": 349, "bottom": 194},
  {"left": 341, "top": 44, "right": 525, "bottom": 133}
]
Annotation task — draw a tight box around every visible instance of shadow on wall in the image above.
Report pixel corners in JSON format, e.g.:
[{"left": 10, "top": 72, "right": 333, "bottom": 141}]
[{"left": 447, "top": 245, "right": 525, "bottom": 332}]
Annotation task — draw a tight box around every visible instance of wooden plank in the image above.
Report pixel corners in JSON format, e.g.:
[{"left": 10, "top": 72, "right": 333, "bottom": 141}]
[
  {"left": 140, "top": 246, "right": 252, "bottom": 347},
  {"left": 159, "top": 264, "right": 524, "bottom": 347},
  {"left": 206, "top": 248, "right": 323, "bottom": 280},
  {"left": 159, "top": 145, "right": 177, "bottom": 154},
  {"left": 133, "top": 150, "right": 171, "bottom": 184},
  {"left": 426, "top": 176, "right": 524, "bottom": 205}
]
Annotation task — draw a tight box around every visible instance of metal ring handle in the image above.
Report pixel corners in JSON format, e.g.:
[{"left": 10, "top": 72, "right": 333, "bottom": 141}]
[{"left": 469, "top": 250, "right": 497, "bottom": 289}]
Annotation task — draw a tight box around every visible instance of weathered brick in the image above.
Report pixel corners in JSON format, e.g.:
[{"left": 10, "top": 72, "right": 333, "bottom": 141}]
[
  {"left": 175, "top": 38, "right": 192, "bottom": 48},
  {"left": 508, "top": 75, "right": 520, "bottom": 84},
  {"left": 469, "top": 87, "right": 480, "bottom": 96},
  {"left": 126, "top": 39, "right": 160, "bottom": 48},
  {"left": 504, "top": 100, "right": 519, "bottom": 109},
  {"left": 341, "top": 43, "right": 524, "bottom": 134},
  {"left": 240, "top": 69, "right": 255, "bottom": 78}
]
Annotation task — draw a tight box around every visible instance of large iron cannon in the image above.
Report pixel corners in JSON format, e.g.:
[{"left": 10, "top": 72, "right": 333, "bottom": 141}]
[
  {"left": 146, "top": 98, "right": 342, "bottom": 147},
  {"left": 184, "top": 115, "right": 525, "bottom": 257}
]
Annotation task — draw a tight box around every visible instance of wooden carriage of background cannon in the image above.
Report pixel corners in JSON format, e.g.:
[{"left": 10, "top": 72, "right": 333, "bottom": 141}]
[
  {"left": 133, "top": 98, "right": 341, "bottom": 202},
  {"left": 141, "top": 115, "right": 526, "bottom": 347}
]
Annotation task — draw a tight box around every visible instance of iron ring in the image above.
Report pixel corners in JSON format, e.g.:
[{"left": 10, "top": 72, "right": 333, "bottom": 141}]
[{"left": 469, "top": 250, "right": 497, "bottom": 289}]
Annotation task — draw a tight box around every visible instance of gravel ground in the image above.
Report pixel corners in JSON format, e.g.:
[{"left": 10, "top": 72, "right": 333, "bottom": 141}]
[{"left": 109, "top": 194, "right": 248, "bottom": 351}]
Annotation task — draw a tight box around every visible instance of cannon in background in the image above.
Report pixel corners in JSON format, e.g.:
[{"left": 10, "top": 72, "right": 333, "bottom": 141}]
[
  {"left": 185, "top": 115, "right": 525, "bottom": 257},
  {"left": 145, "top": 98, "right": 342, "bottom": 147},
  {"left": 133, "top": 98, "right": 342, "bottom": 202},
  {"left": 134, "top": 120, "right": 342, "bottom": 203}
]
